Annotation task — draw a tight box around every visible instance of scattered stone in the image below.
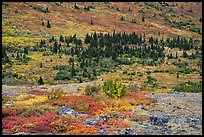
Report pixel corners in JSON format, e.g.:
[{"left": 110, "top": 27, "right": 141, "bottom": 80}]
[
  {"left": 97, "top": 130, "right": 106, "bottom": 135},
  {"left": 85, "top": 120, "right": 97, "bottom": 126},
  {"left": 59, "top": 106, "right": 78, "bottom": 116},
  {"left": 150, "top": 115, "right": 169, "bottom": 126},
  {"left": 124, "top": 128, "right": 138, "bottom": 135},
  {"left": 3, "top": 101, "right": 14, "bottom": 106},
  {"left": 13, "top": 132, "right": 33, "bottom": 135},
  {"left": 95, "top": 116, "right": 108, "bottom": 122}
]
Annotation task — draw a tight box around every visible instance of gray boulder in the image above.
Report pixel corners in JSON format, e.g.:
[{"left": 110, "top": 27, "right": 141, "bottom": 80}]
[{"left": 59, "top": 106, "right": 78, "bottom": 116}]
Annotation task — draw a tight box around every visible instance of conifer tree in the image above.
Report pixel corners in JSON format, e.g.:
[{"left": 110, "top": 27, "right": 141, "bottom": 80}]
[
  {"left": 53, "top": 40, "right": 58, "bottom": 54},
  {"left": 42, "top": 21, "right": 44, "bottom": 26},
  {"left": 142, "top": 16, "right": 145, "bottom": 22},
  {"left": 121, "top": 16, "right": 125, "bottom": 21},
  {"left": 47, "top": 20, "right": 51, "bottom": 28},
  {"left": 38, "top": 76, "right": 44, "bottom": 85},
  {"left": 90, "top": 19, "right": 93, "bottom": 25}
]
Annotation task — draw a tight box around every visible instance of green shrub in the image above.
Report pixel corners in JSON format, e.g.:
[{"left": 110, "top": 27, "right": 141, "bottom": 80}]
[
  {"left": 129, "top": 77, "right": 133, "bottom": 81},
  {"left": 153, "top": 69, "right": 163, "bottom": 73},
  {"left": 84, "top": 84, "right": 101, "bottom": 96},
  {"left": 172, "top": 62, "right": 188, "bottom": 68},
  {"left": 102, "top": 79, "right": 127, "bottom": 99},
  {"left": 173, "top": 82, "right": 202, "bottom": 93},
  {"left": 33, "top": 6, "right": 50, "bottom": 13},
  {"left": 137, "top": 72, "right": 143, "bottom": 77},
  {"left": 145, "top": 76, "right": 157, "bottom": 85},
  {"left": 128, "top": 83, "right": 138, "bottom": 91},
  {"left": 179, "top": 68, "right": 197, "bottom": 74},
  {"left": 127, "top": 71, "right": 136, "bottom": 76},
  {"left": 2, "top": 72, "right": 20, "bottom": 79},
  {"left": 145, "top": 71, "right": 151, "bottom": 75},
  {"left": 123, "top": 70, "right": 127, "bottom": 74},
  {"left": 54, "top": 70, "right": 71, "bottom": 80}
]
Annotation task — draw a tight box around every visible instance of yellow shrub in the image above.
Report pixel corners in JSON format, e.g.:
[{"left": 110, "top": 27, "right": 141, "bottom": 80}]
[
  {"left": 47, "top": 88, "right": 67, "bottom": 100},
  {"left": 103, "top": 99, "right": 133, "bottom": 112},
  {"left": 16, "top": 105, "right": 57, "bottom": 117},
  {"left": 14, "top": 94, "right": 36, "bottom": 101},
  {"left": 14, "top": 95, "right": 48, "bottom": 107}
]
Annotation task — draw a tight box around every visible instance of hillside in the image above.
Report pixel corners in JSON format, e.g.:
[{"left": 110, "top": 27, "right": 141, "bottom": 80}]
[{"left": 2, "top": 2, "right": 202, "bottom": 46}]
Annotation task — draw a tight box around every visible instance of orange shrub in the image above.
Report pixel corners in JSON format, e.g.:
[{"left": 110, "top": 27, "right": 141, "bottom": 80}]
[
  {"left": 67, "top": 125, "right": 99, "bottom": 135},
  {"left": 94, "top": 118, "right": 131, "bottom": 131}
]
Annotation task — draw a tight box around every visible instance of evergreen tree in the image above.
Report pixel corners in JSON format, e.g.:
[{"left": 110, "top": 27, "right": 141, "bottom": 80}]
[
  {"left": 175, "top": 52, "right": 178, "bottom": 59},
  {"left": 53, "top": 40, "right": 58, "bottom": 54},
  {"left": 199, "top": 17, "right": 202, "bottom": 22},
  {"left": 60, "top": 35, "right": 64, "bottom": 42},
  {"left": 42, "top": 21, "right": 44, "bottom": 26},
  {"left": 120, "top": 16, "right": 125, "bottom": 21},
  {"left": 142, "top": 16, "right": 145, "bottom": 22},
  {"left": 58, "top": 43, "right": 61, "bottom": 52},
  {"left": 128, "top": 7, "right": 132, "bottom": 12},
  {"left": 71, "top": 66, "right": 76, "bottom": 76},
  {"left": 85, "top": 33, "right": 91, "bottom": 44},
  {"left": 93, "top": 69, "right": 96, "bottom": 76},
  {"left": 74, "top": 3, "right": 79, "bottom": 10},
  {"left": 38, "top": 76, "right": 44, "bottom": 85},
  {"left": 90, "top": 19, "right": 93, "bottom": 25},
  {"left": 24, "top": 47, "right": 28, "bottom": 55},
  {"left": 177, "top": 72, "right": 179, "bottom": 78},
  {"left": 40, "top": 62, "right": 43, "bottom": 68},
  {"left": 71, "top": 48, "right": 74, "bottom": 57},
  {"left": 130, "top": 18, "right": 136, "bottom": 24},
  {"left": 49, "top": 38, "right": 52, "bottom": 43},
  {"left": 182, "top": 50, "right": 188, "bottom": 58},
  {"left": 47, "top": 20, "right": 51, "bottom": 28},
  {"left": 16, "top": 52, "right": 20, "bottom": 60}
]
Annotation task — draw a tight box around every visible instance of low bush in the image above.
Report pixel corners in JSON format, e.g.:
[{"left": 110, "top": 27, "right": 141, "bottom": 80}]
[
  {"left": 2, "top": 96, "right": 11, "bottom": 104},
  {"left": 145, "top": 76, "right": 157, "bottom": 85},
  {"left": 127, "top": 83, "right": 139, "bottom": 91},
  {"left": 172, "top": 61, "right": 188, "bottom": 68},
  {"left": 54, "top": 71, "right": 71, "bottom": 80},
  {"left": 173, "top": 81, "right": 202, "bottom": 93},
  {"left": 47, "top": 88, "right": 67, "bottom": 100},
  {"left": 14, "top": 104, "right": 57, "bottom": 117},
  {"left": 33, "top": 6, "right": 50, "bottom": 13},
  {"left": 14, "top": 95, "right": 48, "bottom": 107},
  {"left": 179, "top": 68, "right": 197, "bottom": 74},
  {"left": 83, "top": 84, "right": 101, "bottom": 96},
  {"left": 127, "top": 71, "right": 136, "bottom": 76},
  {"left": 102, "top": 79, "right": 127, "bottom": 99}
]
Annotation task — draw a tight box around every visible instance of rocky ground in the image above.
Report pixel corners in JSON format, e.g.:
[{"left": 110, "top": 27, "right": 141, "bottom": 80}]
[{"left": 2, "top": 83, "right": 202, "bottom": 135}]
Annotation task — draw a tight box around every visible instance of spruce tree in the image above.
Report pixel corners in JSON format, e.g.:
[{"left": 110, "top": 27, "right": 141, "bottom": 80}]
[
  {"left": 177, "top": 72, "right": 179, "bottom": 78},
  {"left": 47, "top": 20, "right": 51, "bottom": 28},
  {"left": 71, "top": 65, "right": 76, "bottom": 76},
  {"left": 60, "top": 35, "right": 64, "bottom": 42},
  {"left": 121, "top": 16, "right": 125, "bottom": 21},
  {"left": 90, "top": 19, "right": 93, "bottom": 25},
  {"left": 53, "top": 40, "right": 58, "bottom": 54},
  {"left": 40, "top": 62, "right": 43, "bottom": 68},
  {"left": 199, "top": 17, "right": 202, "bottom": 22},
  {"left": 38, "top": 76, "right": 44, "bottom": 85},
  {"left": 42, "top": 21, "right": 44, "bottom": 26},
  {"left": 142, "top": 16, "right": 145, "bottom": 22}
]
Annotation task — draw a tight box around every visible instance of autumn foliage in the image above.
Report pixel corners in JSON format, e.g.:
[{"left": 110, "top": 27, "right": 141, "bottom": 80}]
[{"left": 2, "top": 83, "right": 155, "bottom": 135}]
